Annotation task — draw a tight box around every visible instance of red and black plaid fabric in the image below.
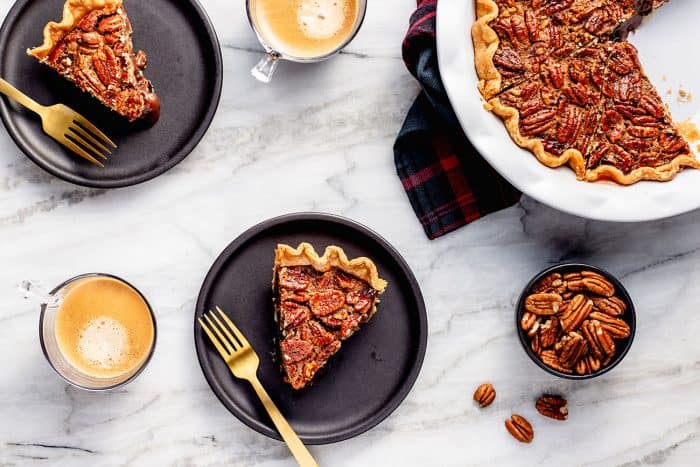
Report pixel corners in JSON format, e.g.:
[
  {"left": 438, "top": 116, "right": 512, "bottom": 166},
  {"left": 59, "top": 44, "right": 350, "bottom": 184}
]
[{"left": 394, "top": 0, "right": 521, "bottom": 239}]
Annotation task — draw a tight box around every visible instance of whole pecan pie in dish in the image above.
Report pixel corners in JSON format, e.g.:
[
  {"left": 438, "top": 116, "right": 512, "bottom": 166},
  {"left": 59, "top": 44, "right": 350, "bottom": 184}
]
[
  {"left": 273, "top": 243, "right": 388, "bottom": 390},
  {"left": 473, "top": 0, "right": 697, "bottom": 185},
  {"left": 28, "top": 0, "right": 160, "bottom": 123}
]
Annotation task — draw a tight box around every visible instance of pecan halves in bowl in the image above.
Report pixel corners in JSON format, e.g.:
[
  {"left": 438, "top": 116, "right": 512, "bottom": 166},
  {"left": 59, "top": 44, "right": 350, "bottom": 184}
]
[
  {"left": 525, "top": 293, "right": 563, "bottom": 315},
  {"left": 517, "top": 265, "right": 635, "bottom": 379},
  {"left": 560, "top": 294, "right": 593, "bottom": 332},
  {"left": 581, "top": 320, "right": 616, "bottom": 360},
  {"left": 592, "top": 296, "right": 627, "bottom": 316},
  {"left": 588, "top": 312, "right": 631, "bottom": 339},
  {"left": 564, "top": 271, "right": 615, "bottom": 297}
]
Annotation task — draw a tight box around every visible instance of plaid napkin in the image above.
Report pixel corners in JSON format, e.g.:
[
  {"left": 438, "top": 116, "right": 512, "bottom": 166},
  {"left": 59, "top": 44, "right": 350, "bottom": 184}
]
[{"left": 394, "top": 0, "right": 521, "bottom": 240}]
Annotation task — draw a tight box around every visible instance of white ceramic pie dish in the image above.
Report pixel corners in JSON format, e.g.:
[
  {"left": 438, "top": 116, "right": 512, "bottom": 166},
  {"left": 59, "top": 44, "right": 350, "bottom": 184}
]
[{"left": 437, "top": 0, "right": 700, "bottom": 222}]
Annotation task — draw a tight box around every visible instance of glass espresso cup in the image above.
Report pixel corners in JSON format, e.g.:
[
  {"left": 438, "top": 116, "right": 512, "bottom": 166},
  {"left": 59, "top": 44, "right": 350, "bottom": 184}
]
[
  {"left": 246, "top": 0, "right": 368, "bottom": 83},
  {"left": 39, "top": 273, "right": 157, "bottom": 391}
]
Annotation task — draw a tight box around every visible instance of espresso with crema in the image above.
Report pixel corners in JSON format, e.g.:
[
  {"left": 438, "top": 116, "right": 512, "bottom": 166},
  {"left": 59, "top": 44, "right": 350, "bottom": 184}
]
[
  {"left": 251, "top": 0, "right": 360, "bottom": 58},
  {"left": 54, "top": 277, "right": 154, "bottom": 379}
]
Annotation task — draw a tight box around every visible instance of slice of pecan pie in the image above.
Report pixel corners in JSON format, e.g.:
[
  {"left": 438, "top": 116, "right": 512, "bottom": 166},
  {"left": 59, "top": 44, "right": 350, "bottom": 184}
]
[
  {"left": 273, "top": 243, "right": 387, "bottom": 390},
  {"left": 28, "top": 0, "right": 160, "bottom": 123}
]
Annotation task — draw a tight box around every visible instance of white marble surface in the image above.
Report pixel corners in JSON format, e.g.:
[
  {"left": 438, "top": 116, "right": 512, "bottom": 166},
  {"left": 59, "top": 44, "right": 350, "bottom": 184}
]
[{"left": 1, "top": 0, "right": 700, "bottom": 466}]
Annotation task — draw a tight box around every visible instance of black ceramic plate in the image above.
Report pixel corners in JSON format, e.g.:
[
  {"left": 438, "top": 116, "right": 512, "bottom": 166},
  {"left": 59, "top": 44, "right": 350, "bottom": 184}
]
[
  {"left": 0, "top": 0, "right": 222, "bottom": 188},
  {"left": 195, "top": 213, "right": 428, "bottom": 445}
]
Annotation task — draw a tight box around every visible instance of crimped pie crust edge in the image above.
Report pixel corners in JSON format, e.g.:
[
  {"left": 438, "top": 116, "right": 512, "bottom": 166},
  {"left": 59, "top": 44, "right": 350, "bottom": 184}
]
[
  {"left": 274, "top": 242, "right": 388, "bottom": 293},
  {"left": 27, "top": 0, "right": 122, "bottom": 60}
]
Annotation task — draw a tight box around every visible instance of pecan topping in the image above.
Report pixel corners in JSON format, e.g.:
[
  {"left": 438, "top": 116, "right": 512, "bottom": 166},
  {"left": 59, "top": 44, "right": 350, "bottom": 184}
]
[
  {"left": 473, "top": 383, "right": 496, "bottom": 408},
  {"left": 535, "top": 395, "right": 568, "bottom": 421},
  {"left": 525, "top": 293, "right": 563, "bottom": 315},
  {"left": 309, "top": 290, "right": 346, "bottom": 317},
  {"left": 505, "top": 414, "right": 534, "bottom": 443}
]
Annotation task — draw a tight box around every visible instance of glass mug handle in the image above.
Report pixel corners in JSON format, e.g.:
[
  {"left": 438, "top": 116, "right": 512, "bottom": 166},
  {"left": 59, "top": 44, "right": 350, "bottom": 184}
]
[{"left": 251, "top": 52, "right": 280, "bottom": 83}]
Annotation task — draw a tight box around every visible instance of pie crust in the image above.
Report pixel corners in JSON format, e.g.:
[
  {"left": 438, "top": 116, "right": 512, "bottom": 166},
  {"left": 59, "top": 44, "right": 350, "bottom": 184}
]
[
  {"left": 473, "top": 0, "right": 699, "bottom": 185},
  {"left": 28, "top": 0, "right": 121, "bottom": 60},
  {"left": 274, "top": 243, "right": 388, "bottom": 295}
]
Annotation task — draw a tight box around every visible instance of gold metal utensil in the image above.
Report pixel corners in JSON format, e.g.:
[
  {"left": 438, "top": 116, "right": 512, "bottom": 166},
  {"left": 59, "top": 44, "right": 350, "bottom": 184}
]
[
  {"left": 0, "top": 77, "right": 116, "bottom": 166},
  {"left": 199, "top": 307, "right": 319, "bottom": 467}
]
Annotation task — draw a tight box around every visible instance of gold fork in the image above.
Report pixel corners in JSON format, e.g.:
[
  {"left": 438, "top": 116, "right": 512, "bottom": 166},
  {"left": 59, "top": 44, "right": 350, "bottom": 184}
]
[
  {"left": 199, "top": 307, "right": 319, "bottom": 467},
  {"left": 0, "top": 77, "right": 116, "bottom": 166}
]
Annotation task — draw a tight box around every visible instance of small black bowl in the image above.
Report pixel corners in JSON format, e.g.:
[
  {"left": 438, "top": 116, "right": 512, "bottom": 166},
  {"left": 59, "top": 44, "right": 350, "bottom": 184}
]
[{"left": 516, "top": 263, "right": 636, "bottom": 380}]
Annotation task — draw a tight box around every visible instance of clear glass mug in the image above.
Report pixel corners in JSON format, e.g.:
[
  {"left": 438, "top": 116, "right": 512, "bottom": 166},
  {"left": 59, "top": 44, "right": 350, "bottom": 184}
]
[
  {"left": 246, "top": 0, "right": 368, "bottom": 83},
  {"left": 38, "top": 273, "right": 157, "bottom": 391}
]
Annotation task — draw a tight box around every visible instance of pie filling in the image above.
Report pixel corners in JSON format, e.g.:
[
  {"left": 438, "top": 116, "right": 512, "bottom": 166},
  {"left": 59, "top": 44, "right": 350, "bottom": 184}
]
[
  {"left": 475, "top": 0, "right": 697, "bottom": 184},
  {"left": 28, "top": 0, "right": 160, "bottom": 123},
  {"left": 273, "top": 244, "right": 387, "bottom": 390}
]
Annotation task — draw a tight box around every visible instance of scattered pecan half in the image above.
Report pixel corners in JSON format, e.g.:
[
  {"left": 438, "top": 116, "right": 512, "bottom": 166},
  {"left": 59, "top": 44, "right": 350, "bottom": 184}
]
[
  {"left": 535, "top": 395, "right": 568, "bottom": 421},
  {"left": 473, "top": 383, "right": 496, "bottom": 408},
  {"left": 505, "top": 414, "right": 534, "bottom": 443}
]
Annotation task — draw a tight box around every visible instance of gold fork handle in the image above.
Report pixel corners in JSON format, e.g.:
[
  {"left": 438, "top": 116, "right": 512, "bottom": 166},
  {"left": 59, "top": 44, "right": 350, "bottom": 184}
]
[
  {"left": 249, "top": 377, "right": 319, "bottom": 467},
  {"left": 0, "top": 78, "right": 44, "bottom": 115}
]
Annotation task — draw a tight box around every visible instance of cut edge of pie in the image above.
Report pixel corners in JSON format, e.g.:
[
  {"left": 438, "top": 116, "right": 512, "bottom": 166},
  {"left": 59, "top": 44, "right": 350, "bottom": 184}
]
[
  {"left": 273, "top": 242, "right": 388, "bottom": 390},
  {"left": 472, "top": 0, "right": 700, "bottom": 185},
  {"left": 27, "top": 0, "right": 160, "bottom": 123}
]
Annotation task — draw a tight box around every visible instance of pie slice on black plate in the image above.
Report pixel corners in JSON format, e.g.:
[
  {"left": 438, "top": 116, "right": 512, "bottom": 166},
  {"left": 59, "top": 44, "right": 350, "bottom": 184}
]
[
  {"left": 28, "top": 0, "right": 160, "bottom": 123},
  {"left": 273, "top": 243, "right": 388, "bottom": 390}
]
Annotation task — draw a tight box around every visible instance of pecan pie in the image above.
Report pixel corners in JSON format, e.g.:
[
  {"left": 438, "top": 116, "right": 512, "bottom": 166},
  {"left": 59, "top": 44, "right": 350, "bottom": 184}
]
[
  {"left": 273, "top": 243, "right": 387, "bottom": 390},
  {"left": 474, "top": 0, "right": 698, "bottom": 184},
  {"left": 28, "top": 0, "right": 160, "bottom": 123}
]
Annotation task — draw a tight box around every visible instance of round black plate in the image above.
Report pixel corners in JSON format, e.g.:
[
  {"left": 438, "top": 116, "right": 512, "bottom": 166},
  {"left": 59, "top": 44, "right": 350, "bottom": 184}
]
[
  {"left": 0, "top": 0, "right": 222, "bottom": 188},
  {"left": 194, "top": 213, "right": 428, "bottom": 445}
]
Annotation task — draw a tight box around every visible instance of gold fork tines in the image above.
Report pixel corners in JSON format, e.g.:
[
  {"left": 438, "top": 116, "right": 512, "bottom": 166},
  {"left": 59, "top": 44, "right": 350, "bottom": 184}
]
[
  {"left": 0, "top": 78, "right": 116, "bottom": 166},
  {"left": 199, "top": 307, "right": 319, "bottom": 467}
]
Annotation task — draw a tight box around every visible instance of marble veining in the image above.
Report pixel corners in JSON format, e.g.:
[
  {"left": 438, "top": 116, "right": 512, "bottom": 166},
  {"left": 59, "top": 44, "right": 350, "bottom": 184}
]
[{"left": 2, "top": 0, "right": 700, "bottom": 466}]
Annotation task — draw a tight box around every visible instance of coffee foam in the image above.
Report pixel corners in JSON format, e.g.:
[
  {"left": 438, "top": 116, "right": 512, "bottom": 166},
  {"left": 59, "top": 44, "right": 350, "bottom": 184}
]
[
  {"left": 297, "top": 0, "right": 348, "bottom": 40},
  {"left": 77, "top": 317, "right": 129, "bottom": 369}
]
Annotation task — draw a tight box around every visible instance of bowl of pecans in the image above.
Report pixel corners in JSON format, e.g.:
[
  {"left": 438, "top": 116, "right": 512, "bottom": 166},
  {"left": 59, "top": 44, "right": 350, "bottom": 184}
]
[{"left": 516, "top": 264, "right": 636, "bottom": 379}]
